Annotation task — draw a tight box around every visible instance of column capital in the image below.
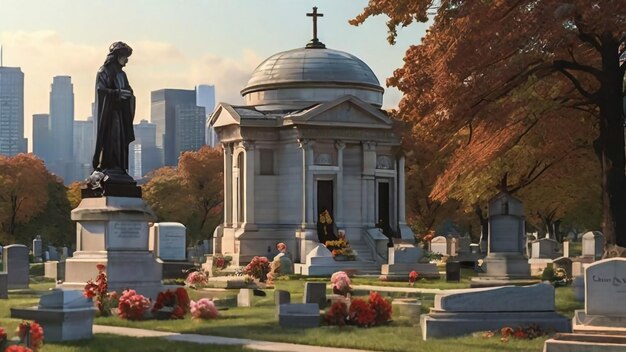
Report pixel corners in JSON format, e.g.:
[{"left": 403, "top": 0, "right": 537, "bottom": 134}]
[
  {"left": 362, "top": 140, "right": 376, "bottom": 151},
  {"left": 221, "top": 142, "right": 233, "bottom": 154},
  {"left": 335, "top": 140, "right": 346, "bottom": 150},
  {"left": 297, "top": 138, "right": 315, "bottom": 150},
  {"left": 241, "top": 140, "right": 255, "bottom": 151}
]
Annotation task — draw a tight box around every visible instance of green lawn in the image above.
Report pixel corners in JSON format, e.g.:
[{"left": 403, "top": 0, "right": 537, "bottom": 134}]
[{"left": 0, "top": 276, "right": 580, "bottom": 352}]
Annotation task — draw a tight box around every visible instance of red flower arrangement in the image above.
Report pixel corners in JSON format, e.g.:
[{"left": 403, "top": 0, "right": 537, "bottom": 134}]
[
  {"left": 243, "top": 256, "right": 270, "bottom": 281},
  {"left": 324, "top": 301, "right": 349, "bottom": 326},
  {"left": 152, "top": 287, "right": 190, "bottom": 319},
  {"left": 368, "top": 292, "right": 392, "bottom": 325},
  {"left": 408, "top": 271, "right": 419, "bottom": 286},
  {"left": 5, "top": 346, "right": 33, "bottom": 352},
  {"left": 0, "top": 327, "right": 7, "bottom": 350},
  {"left": 323, "top": 291, "right": 392, "bottom": 328},
  {"left": 83, "top": 264, "right": 118, "bottom": 316},
  {"left": 17, "top": 321, "right": 43, "bottom": 352},
  {"left": 117, "top": 289, "right": 151, "bottom": 320},
  {"left": 348, "top": 298, "right": 376, "bottom": 327}
]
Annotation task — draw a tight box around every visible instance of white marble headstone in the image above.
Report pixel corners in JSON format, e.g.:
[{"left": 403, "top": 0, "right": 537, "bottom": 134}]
[
  {"left": 153, "top": 222, "right": 186, "bottom": 261},
  {"left": 582, "top": 231, "right": 604, "bottom": 259},
  {"left": 430, "top": 236, "right": 448, "bottom": 255},
  {"left": 584, "top": 258, "right": 626, "bottom": 316}
]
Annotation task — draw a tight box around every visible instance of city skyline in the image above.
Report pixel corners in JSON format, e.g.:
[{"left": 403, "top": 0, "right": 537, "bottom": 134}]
[{"left": 0, "top": 0, "right": 428, "bottom": 152}]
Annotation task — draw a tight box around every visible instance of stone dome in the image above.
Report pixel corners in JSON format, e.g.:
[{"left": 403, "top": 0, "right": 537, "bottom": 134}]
[{"left": 241, "top": 47, "right": 384, "bottom": 110}]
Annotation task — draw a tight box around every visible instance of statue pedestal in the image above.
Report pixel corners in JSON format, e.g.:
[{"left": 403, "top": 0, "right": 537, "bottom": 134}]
[{"left": 62, "top": 196, "right": 163, "bottom": 299}]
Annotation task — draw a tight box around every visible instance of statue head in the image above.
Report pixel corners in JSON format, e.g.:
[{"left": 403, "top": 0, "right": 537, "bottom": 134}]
[{"left": 105, "top": 41, "right": 133, "bottom": 66}]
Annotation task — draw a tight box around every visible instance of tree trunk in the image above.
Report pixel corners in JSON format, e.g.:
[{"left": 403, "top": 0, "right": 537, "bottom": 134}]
[{"left": 597, "top": 34, "right": 626, "bottom": 247}]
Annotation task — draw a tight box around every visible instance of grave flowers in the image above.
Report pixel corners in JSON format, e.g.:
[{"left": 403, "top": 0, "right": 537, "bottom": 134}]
[
  {"left": 323, "top": 291, "right": 392, "bottom": 328},
  {"left": 185, "top": 270, "right": 209, "bottom": 288},
  {"left": 244, "top": 256, "right": 270, "bottom": 281},
  {"left": 331, "top": 271, "right": 352, "bottom": 296},
  {"left": 83, "top": 264, "right": 118, "bottom": 316},
  {"left": 152, "top": 287, "right": 190, "bottom": 319},
  {"left": 408, "top": 271, "right": 419, "bottom": 286},
  {"left": 190, "top": 298, "right": 219, "bottom": 319},
  {"left": 117, "top": 289, "right": 151, "bottom": 320},
  {"left": 17, "top": 321, "right": 43, "bottom": 352}
]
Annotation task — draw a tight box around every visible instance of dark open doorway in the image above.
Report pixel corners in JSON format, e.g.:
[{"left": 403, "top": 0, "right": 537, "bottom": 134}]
[
  {"left": 377, "top": 182, "right": 393, "bottom": 240},
  {"left": 316, "top": 180, "right": 335, "bottom": 242}
]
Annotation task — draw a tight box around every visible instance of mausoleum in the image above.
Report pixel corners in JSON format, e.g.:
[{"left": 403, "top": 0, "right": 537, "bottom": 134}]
[{"left": 209, "top": 15, "right": 413, "bottom": 272}]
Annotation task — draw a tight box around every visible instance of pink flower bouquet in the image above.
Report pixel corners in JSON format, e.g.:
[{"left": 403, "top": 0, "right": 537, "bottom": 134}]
[{"left": 190, "top": 298, "right": 219, "bottom": 319}]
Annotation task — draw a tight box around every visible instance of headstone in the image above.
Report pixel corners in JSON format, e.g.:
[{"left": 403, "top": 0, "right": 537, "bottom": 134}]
[
  {"left": 553, "top": 257, "right": 573, "bottom": 278},
  {"left": 10, "top": 289, "right": 96, "bottom": 341},
  {"left": 392, "top": 298, "right": 421, "bottom": 325},
  {"left": 150, "top": 222, "right": 186, "bottom": 261},
  {"left": 278, "top": 303, "right": 320, "bottom": 328},
  {"left": 303, "top": 282, "right": 326, "bottom": 307},
  {"left": 531, "top": 238, "right": 560, "bottom": 259},
  {"left": 381, "top": 244, "right": 440, "bottom": 280},
  {"left": 562, "top": 240, "right": 570, "bottom": 258},
  {"left": 237, "top": 288, "right": 252, "bottom": 307},
  {"left": 544, "top": 258, "right": 626, "bottom": 351},
  {"left": 446, "top": 261, "right": 461, "bottom": 282},
  {"left": 0, "top": 273, "right": 7, "bottom": 299},
  {"left": 48, "top": 246, "right": 59, "bottom": 261},
  {"left": 582, "top": 231, "right": 604, "bottom": 260},
  {"left": 61, "top": 247, "right": 69, "bottom": 259},
  {"left": 421, "top": 283, "right": 571, "bottom": 340},
  {"left": 585, "top": 258, "right": 626, "bottom": 316},
  {"left": 457, "top": 235, "right": 471, "bottom": 254},
  {"left": 44, "top": 261, "right": 59, "bottom": 280},
  {"left": 3, "top": 244, "right": 29, "bottom": 289},
  {"left": 275, "top": 290, "right": 291, "bottom": 306},
  {"left": 471, "top": 192, "right": 533, "bottom": 287},
  {"left": 449, "top": 237, "right": 458, "bottom": 257},
  {"left": 33, "top": 235, "right": 43, "bottom": 262},
  {"left": 430, "top": 236, "right": 448, "bottom": 255}
]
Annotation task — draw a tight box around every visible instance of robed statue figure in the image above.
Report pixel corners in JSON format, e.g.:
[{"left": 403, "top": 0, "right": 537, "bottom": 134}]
[{"left": 91, "top": 41, "right": 136, "bottom": 182}]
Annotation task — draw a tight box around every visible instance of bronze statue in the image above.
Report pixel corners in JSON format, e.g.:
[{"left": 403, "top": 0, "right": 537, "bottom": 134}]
[{"left": 91, "top": 41, "right": 136, "bottom": 183}]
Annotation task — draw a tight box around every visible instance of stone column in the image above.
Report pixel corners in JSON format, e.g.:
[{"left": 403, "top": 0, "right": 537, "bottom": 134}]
[
  {"left": 242, "top": 141, "right": 256, "bottom": 229},
  {"left": 335, "top": 140, "right": 345, "bottom": 227},
  {"left": 306, "top": 141, "right": 316, "bottom": 226},
  {"left": 398, "top": 155, "right": 407, "bottom": 224},
  {"left": 362, "top": 141, "right": 377, "bottom": 226},
  {"left": 223, "top": 143, "right": 233, "bottom": 227}
]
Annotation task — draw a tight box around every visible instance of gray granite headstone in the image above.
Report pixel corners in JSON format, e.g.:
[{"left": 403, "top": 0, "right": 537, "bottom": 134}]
[
  {"left": 303, "top": 282, "right": 326, "bottom": 307},
  {"left": 48, "top": 246, "right": 59, "bottom": 261},
  {"left": 278, "top": 303, "right": 320, "bottom": 328},
  {"left": 553, "top": 257, "right": 573, "bottom": 278},
  {"left": 584, "top": 258, "right": 626, "bottom": 316},
  {"left": 275, "top": 290, "right": 291, "bottom": 306},
  {"left": 32, "top": 236, "right": 43, "bottom": 262},
  {"left": 3, "top": 244, "right": 29, "bottom": 289},
  {"left": 0, "top": 273, "right": 7, "bottom": 299}
]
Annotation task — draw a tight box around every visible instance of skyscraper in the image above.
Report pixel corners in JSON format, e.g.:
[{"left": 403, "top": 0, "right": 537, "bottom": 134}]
[
  {"left": 73, "top": 118, "right": 94, "bottom": 182},
  {"left": 32, "top": 113, "right": 51, "bottom": 163},
  {"left": 129, "top": 119, "right": 163, "bottom": 178},
  {"left": 196, "top": 84, "right": 217, "bottom": 147},
  {"left": 151, "top": 89, "right": 199, "bottom": 166},
  {"left": 49, "top": 76, "right": 74, "bottom": 181},
  {"left": 0, "top": 65, "right": 26, "bottom": 156},
  {"left": 175, "top": 105, "right": 206, "bottom": 155}
]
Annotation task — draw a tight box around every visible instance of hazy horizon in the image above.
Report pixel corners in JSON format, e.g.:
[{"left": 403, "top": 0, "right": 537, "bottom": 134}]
[{"left": 0, "top": 0, "right": 429, "bottom": 152}]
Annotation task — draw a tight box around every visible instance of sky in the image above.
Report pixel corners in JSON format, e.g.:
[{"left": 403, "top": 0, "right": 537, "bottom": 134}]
[{"left": 0, "top": 0, "right": 429, "bottom": 151}]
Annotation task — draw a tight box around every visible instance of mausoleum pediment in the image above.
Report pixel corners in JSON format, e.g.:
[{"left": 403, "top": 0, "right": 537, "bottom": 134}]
[
  {"left": 209, "top": 103, "right": 241, "bottom": 128},
  {"left": 283, "top": 96, "right": 391, "bottom": 129}
]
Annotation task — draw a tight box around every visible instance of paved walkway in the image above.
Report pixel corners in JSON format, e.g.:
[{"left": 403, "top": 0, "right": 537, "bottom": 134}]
[{"left": 93, "top": 325, "right": 373, "bottom": 352}]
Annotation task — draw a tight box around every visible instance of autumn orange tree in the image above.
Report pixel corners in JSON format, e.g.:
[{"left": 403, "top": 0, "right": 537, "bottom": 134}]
[
  {"left": 352, "top": 1, "right": 625, "bottom": 245},
  {"left": 143, "top": 146, "right": 223, "bottom": 242},
  {"left": 0, "top": 154, "right": 50, "bottom": 243}
]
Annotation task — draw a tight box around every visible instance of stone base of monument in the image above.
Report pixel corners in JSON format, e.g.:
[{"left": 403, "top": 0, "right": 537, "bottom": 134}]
[
  {"left": 294, "top": 244, "right": 381, "bottom": 276},
  {"left": 11, "top": 289, "right": 96, "bottom": 342},
  {"left": 420, "top": 283, "right": 571, "bottom": 340},
  {"left": 544, "top": 333, "right": 626, "bottom": 352},
  {"left": 381, "top": 263, "right": 440, "bottom": 280},
  {"left": 61, "top": 196, "right": 163, "bottom": 299},
  {"left": 470, "top": 253, "right": 537, "bottom": 287},
  {"left": 528, "top": 258, "right": 553, "bottom": 276}
]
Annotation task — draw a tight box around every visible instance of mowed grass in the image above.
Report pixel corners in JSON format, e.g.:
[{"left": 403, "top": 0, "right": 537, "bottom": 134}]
[{"left": 0, "top": 275, "right": 580, "bottom": 351}]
